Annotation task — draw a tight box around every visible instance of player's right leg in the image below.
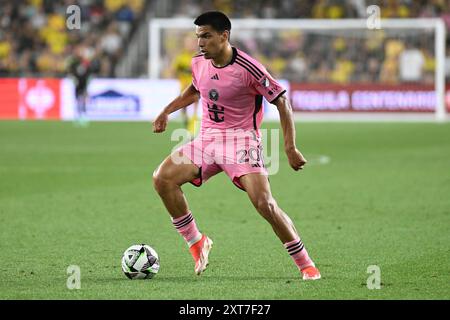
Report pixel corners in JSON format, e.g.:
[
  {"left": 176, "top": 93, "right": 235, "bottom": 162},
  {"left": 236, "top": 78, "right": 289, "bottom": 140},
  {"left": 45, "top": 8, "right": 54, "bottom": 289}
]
[
  {"left": 152, "top": 151, "right": 213, "bottom": 275},
  {"left": 153, "top": 151, "right": 199, "bottom": 218}
]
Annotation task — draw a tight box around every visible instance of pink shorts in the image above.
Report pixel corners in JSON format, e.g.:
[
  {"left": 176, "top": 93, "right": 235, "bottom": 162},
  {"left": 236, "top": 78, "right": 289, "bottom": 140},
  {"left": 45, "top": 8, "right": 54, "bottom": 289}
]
[{"left": 177, "top": 129, "right": 268, "bottom": 190}]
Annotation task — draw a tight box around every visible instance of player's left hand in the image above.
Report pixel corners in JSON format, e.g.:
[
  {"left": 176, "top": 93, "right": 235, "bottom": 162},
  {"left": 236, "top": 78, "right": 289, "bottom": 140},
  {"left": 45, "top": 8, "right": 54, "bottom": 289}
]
[{"left": 286, "top": 148, "right": 307, "bottom": 171}]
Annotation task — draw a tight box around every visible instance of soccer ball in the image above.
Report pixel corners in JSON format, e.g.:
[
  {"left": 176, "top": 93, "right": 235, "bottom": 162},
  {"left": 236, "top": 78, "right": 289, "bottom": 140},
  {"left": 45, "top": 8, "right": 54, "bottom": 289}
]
[{"left": 121, "top": 244, "right": 160, "bottom": 279}]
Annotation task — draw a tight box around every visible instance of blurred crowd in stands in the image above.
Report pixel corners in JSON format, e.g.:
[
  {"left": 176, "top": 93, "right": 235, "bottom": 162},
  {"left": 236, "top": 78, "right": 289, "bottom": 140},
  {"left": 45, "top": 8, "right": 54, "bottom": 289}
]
[
  {"left": 0, "top": 0, "right": 449, "bottom": 84},
  {"left": 0, "top": 0, "right": 145, "bottom": 78},
  {"left": 165, "top": 0, "right": 450, "bottom": 84},
  {"left": 169, "top": 0, "right": 449, "bottom": 19}
]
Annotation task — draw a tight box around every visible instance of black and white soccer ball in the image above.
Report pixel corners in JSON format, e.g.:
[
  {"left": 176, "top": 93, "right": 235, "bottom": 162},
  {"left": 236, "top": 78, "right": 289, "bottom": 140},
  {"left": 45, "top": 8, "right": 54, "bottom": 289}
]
[{"left": 121, "top": 244, "right": 160, "bottom": 279}]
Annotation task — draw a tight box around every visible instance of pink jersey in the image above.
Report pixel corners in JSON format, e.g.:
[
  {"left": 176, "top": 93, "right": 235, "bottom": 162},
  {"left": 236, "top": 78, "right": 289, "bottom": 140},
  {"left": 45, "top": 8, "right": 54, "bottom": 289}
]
[{"left": 191, "top": 47, "right": 285, "bottom": 134}]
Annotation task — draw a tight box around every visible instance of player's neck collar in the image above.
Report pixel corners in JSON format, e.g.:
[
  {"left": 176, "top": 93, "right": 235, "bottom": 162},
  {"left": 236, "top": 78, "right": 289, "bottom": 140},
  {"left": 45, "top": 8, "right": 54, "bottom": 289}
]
[{"left": 211, "top": 46, "right": 237, "bottom": 69}]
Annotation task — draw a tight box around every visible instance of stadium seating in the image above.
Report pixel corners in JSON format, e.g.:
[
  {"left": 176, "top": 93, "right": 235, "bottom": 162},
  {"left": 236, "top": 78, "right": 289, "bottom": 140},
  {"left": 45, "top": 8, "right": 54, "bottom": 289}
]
[{"left": 0, "top": 0, "right": 448, "bottom": 82}]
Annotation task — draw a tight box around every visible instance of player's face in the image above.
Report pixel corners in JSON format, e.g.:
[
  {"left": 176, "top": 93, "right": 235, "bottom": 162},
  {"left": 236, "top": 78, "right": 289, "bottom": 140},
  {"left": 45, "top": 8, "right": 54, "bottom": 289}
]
[{"left": 195, "top": 25, "right": 228, "bottom": 59}]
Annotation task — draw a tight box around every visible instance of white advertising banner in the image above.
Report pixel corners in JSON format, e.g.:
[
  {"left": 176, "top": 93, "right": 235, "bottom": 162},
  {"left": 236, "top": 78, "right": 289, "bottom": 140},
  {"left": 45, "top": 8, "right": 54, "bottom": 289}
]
[{"left": 84, "top": 79, "right": 180, "bottom": 121}]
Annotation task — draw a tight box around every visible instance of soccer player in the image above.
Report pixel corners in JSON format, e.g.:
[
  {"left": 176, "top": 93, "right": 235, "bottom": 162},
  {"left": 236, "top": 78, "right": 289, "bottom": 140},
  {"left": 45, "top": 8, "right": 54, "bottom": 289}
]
[
  {"left": 152, "top": 11, "right": 320, "bottom": 280},
  {"left": 172, "top": 35, "right": 200, "bottom": 136}
]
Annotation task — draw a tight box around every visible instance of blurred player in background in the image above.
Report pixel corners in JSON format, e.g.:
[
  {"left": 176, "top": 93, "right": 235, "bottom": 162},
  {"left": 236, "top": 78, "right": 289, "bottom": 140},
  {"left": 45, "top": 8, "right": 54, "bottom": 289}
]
[
  {"left": 153, "top": 11, "right": 320, "bottom": 280},
  {"left": 67, "top": 44, "right": 100, "bottom": 126},
  {"left": 172, "top": 35, "right": 200, "bottom": 136}
]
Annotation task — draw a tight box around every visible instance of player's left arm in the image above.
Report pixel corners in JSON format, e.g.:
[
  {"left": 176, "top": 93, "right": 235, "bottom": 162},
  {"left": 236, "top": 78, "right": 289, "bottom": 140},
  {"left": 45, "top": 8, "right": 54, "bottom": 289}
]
[
  {"left": 247, "top": 60, "right": 307, "bottom": 171},
  {"left": 272, "top": 94, "right": 307, "bottom": 171}
]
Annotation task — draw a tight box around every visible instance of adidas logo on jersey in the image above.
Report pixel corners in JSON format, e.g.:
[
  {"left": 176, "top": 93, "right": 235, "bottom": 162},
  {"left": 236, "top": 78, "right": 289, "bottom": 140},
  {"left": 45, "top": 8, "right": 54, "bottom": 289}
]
[{"left": 211, "top": 74, "right": 219, "bottom": 80}]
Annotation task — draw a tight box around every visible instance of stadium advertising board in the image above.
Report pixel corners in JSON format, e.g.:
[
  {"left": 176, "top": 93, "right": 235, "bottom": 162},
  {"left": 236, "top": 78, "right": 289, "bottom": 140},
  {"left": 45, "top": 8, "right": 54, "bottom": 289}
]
[
  {"left": 290, "top": 83, "right": 450, "bottom": 112},
  {"left": 0, "top": 78, "right": 62, "bottom": 120},
  {"left": 85, "top": 79, "right": 180, "bottom": 120},
  {"left": 0, "top": 78, "right": 180, "bottom": 121},
  {"left": 2, "top": 79, "right": 449, "bottom": 120}
]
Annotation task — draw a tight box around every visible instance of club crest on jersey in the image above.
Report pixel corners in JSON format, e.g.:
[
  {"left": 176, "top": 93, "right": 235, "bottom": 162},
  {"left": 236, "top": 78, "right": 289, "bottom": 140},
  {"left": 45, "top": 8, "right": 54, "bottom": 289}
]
[
  {"left": 261, "top": 77, "right": 270, "bottom": 88},
  {"left": 209, "top": 89, "right": 219, "bottom": 101}
]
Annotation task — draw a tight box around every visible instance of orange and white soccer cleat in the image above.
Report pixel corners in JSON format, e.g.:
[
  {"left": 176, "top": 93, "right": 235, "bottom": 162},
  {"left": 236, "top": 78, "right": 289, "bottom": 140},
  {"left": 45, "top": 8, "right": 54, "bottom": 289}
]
[
  {"left": 301, "top": 266, "right": 321, "bottom": 280},
  {"left": 189, "top": 235, "right": 213, "bottom": 275}
]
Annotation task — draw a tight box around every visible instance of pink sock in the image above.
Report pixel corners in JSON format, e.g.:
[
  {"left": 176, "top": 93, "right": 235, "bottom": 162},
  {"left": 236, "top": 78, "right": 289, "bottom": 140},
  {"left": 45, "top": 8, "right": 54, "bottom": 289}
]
[
  {"left": 172, "top": 211, "right": 202, "bottom": 247},
  {"left": 284, "top": 238, "right": 315, "bottom": 271}
]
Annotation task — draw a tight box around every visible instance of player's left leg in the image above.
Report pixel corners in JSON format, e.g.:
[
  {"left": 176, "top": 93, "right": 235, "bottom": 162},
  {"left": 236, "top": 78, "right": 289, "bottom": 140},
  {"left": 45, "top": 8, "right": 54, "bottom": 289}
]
[{"left": 239, "top": 173, "right": 321, "bottom": 280}]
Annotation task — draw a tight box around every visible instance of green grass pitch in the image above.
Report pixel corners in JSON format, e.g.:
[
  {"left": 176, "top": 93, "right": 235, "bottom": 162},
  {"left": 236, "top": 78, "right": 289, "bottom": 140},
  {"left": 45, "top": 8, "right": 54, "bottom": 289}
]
[{"left": 0, "top": 120, "right": 449, "bottom": 299}]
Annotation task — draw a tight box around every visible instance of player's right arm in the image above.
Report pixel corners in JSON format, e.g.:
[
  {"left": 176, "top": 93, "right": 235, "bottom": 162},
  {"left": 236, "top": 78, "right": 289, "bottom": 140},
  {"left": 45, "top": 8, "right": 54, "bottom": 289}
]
[{"left": 152, "top": 84, "right": 200, "bottom": 133}]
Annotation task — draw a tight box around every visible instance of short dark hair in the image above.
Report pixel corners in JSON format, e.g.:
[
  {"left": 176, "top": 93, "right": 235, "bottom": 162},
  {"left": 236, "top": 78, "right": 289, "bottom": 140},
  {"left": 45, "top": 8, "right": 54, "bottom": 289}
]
[{"left": 194, "top": 11, "right": 231, "bottom": 33}]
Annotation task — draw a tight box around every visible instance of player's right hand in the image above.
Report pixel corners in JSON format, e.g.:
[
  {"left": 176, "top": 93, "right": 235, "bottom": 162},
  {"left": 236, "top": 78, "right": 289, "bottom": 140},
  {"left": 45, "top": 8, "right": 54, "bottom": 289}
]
[{"left": 153, "top": 112, "right": 168, "bottom": 133}]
